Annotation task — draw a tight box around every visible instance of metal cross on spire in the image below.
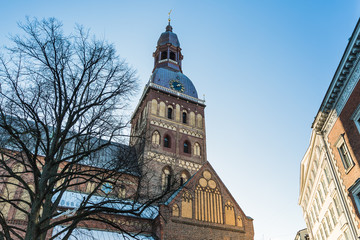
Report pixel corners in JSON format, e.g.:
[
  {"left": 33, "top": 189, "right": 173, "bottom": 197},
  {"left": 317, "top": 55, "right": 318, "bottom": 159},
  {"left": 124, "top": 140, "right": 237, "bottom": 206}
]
[{"left": 168, "top": 9, "right": 172, "bottom": 24}]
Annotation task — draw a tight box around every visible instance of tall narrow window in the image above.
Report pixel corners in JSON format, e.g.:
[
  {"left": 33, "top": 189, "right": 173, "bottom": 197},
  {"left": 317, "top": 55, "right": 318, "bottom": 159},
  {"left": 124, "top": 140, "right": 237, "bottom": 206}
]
[
  {"left": 333, "top": 195, "right": 342, "bottom": 216},
  {"left": 351, "top": 104, "right": 360, "bottom": 133},
  {"left": 184, "top": 141, "right": 190, "bottom": 153},
  {"left": 344, "top": 228, "right": 351, "bottom": 240},
  {"left": 329, "top": 206, "right": 338, "bottom": 225},
  {"left": 164, "top": 135, "right": 170, "bottom": 148},
  {"left": 322, "top": 220, "right": 329, "bottom": 237},
  {"left": 167, "top": 107, "right": 173, "bottom": 119},
  {"left": 161, "top": 51, "right": 167, "bottom": 60},
  {"left": 318, "top": 189, "right": 324, "bottom": 204},
  {"left": 321, "top": 179, "right": 328, "bottom": 196},
  {"left": 325, "top": 213, "right": 333, "bottom": 231},
  {"left": 194, "top": 143, "right": 201, "bottom": 156},
  {"left": 182, "top": 112, "right": 187, "bottom": 124},
  {"left": 324, "top": 166, "right": 331, "bottom": 184},
  {"left": 152, "top": 131, "right": 160, "bottom": 145},
  {"left": 349, "top": 180, "right": 360, "bottom": 215},
  {"left": 338, "top": 142, "right": 354, "bottom": 171},
  {"left": 162, "top": 167, "right": 172, "bottom": 191},
  {"left": 169, "top": 51, "right": 176, "bottom": 61},
  {"left": 180, "top": 171, "right": 190, "bottom": 185}
]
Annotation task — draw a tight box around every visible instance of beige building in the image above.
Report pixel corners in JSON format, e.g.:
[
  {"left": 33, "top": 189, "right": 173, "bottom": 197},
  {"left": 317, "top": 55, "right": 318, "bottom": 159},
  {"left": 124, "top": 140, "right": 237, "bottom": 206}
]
[
  {"left": 299, "top": 19, "right": 360, "bottom": 240},
  {"left": 299, "top": 132, "right": 356, "bottom": 239}
]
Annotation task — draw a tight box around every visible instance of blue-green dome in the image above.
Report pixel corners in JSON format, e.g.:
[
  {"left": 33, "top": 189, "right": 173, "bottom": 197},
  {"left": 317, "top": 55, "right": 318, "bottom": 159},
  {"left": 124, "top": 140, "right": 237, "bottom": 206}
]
[
  {"left": 157, "top": 24, "right": 180, "bottom": 47},
  {"left": 151, "top": 67, "right": 198, "bottom": 98}
]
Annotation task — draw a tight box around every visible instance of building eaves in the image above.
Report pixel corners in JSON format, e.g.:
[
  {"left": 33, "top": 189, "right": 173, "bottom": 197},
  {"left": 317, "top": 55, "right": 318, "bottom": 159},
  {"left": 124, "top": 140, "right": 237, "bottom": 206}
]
[{"left": 312, "top": 18, "right": 360, "bottom": 132}]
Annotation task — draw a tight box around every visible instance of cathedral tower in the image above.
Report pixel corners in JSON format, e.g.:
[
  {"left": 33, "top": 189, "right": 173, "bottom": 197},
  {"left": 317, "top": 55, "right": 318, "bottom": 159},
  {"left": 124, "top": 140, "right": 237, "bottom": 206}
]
[
  {"left": 128, "top": 21, "right": 254, "bottom": 240},
  {"left": 130, "top": 22, "right": 206, "bottom": 194}
]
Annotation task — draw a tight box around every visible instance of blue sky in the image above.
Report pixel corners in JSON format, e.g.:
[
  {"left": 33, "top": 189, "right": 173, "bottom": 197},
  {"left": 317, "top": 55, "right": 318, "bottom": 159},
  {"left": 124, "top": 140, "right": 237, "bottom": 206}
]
[{"left": 1, "top": 1, "right": 360, "bottom": 239}]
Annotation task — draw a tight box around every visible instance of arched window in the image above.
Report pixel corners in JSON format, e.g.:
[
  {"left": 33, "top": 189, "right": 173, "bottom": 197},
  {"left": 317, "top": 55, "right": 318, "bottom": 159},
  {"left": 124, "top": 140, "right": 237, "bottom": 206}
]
[
  {"left": 161, "top": 51, "right": 167, "bottom": 60},
  {"left": 182, "top": 112, "right": 187, "bottom": 124},
  {"left": 196, "top": 114, "right": 203, "bottom": 128},
  {"left": 162, "top": 167, "right": 172, "bottom": 191},
  {"left": 180, "top": 170, "right": 190, "bottom": 185},
  {"left": 194, "top": 143, "right": 201, "bottom": 156},
  {"left": 167, "top": 107, "right": 173, "bottom": 119},
  {"left": 169, "top": 51, "right": 176, "bottom": 60},
  {"left": 152, "top": 131, "right": 160, "bottom": 145},
  {"left": 172, "top": 204, "right": 179, "bottom": 217},
  {"left": 184, "top": 141, "right": 190, "bottom": 153},
  {"left": 164, "top": 135, "right": 171, "bottom": 148}
]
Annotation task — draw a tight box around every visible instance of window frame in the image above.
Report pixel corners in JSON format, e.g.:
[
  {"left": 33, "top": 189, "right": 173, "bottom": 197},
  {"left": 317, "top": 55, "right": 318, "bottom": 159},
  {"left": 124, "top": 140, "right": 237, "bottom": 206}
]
[
  {"left": 164, "top": 135, "right": 171, "bottom": 148},
  {"left": 167, "top": 107, "right": 173, "bottom": 119},
  {"left": 351, "top": 104, "right": 360, "bottom": 133},
  {"left": 152, "top": 131, "right": 160, "bottom": 145},
  {"left": 183, "top": 141, "right": 190, "bottom": 154},
  {"left": 335, "top": 135, "right": 354, "bottom": 173},
  {"left": 182, "top": 111, "right": 187, "bottom": 124},
  {"left": 162, "top": 167, "right": 172, "bottom": 191},
  {"left": 349, "top": 179, "right": 360, "bottom": 216}
]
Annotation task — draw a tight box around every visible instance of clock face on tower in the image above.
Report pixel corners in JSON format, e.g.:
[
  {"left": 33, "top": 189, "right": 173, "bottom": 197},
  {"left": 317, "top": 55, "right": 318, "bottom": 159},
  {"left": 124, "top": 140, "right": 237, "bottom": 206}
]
[{"left": 169, "top": 79, "right": 185, "bottom": 93}]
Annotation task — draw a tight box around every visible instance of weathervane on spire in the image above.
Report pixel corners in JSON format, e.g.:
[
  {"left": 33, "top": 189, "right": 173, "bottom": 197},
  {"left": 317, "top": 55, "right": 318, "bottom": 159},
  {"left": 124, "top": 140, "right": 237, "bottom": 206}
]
[{"left": 168, "top": 9, "right": 172, "bottom": 24}]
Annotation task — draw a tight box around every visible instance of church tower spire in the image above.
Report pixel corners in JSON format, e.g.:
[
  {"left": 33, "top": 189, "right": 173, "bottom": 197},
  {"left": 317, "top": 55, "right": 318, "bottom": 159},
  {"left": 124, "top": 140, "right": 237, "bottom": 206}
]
[
  {"left": 152, "top": 23, "right": 183, "bottom": 73},
  {"left": 131, "top": 22, "right": 206, "bottom": 196}
]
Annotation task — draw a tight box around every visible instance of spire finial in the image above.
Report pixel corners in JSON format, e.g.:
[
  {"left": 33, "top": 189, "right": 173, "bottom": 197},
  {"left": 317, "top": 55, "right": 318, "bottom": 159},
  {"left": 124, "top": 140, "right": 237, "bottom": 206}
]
[
  {"left": 166, "top": 10, "right": 173, "bottom": 32},
  {"left": 168, "top": 10, "right": 172, "bottom": 24}
]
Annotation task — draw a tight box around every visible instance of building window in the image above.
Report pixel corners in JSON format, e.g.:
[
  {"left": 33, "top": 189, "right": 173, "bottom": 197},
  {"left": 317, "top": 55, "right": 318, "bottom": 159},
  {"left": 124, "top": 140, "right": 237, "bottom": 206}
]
[
  {"left": 162, "top": 167, "right": 172, "bottom": 191},
  {"left": 321, "top": 179, "right": 328, "bottom": 196},
  {"left": 324, "top": 166, "right": 331, "bottom": 184},
  {"left": 172, "top": 204, "right": 179, "bottom": 217},
  {"left": 180, "top": 171, "right": 190, "bottom": 185},
  {"left": 167, "top": 107, "right": 173, "bottom": 119},
  {"left": 315, "top": 196, "right": 321, "bottom": 212},
  {"left": 322, "top": 220, "right": 329, "bottom": 238},
  {"left": 333, "top": 194, "right": 342, "bottom": 216},
  {"left": 349, "top": 178, "right": 360, "bottom": 215},
  {"left": 169, "top": 51, "right": 176, "bottom": 61},
  {"left": 310, "top": 209, "right": 316, "bottom": 225},
  {"left": 325, "top": 213, "right": 333, "bottom": 232},
  {"left": 183, "top": 141, "right": 190, "bottom": 153},
  {"left": 182, "top": 112, "right": 187, "bottom": 124},
  {"left": 336, "top": 135, "right": 354, "bottom": 172},
  {"left": 329, "top": 205, "right": 338, "bottom": 226},
  {"left": 194, "top": 143, "right": 201, "bottom": 156},
  {"left": 161, "top": 51, "right": 167, "bottom": 60},
  {"left": 164, "top": 135, "right": 171, "bottom": 148},
  {"left": 351, "top": 104, "right": 360, "bottom": 133},
  {"left": 318, "top": 188, "right": 324, "bottom": 204},
  {"left": 152, "top": 131, "right": 160, "bottom": 145},
  {"left": 344, "top": 228, "right": 352, "bottom": 240}
]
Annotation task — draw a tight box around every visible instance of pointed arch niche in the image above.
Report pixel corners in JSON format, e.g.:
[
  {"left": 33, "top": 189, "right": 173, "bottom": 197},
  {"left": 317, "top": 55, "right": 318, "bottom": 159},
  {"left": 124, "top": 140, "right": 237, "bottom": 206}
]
[
  {"left": 195, "top": 170, "right": 223, "bottom": 224},
  {"left": 181, "top": 191, "right": 193, "bottom": 218},
  {"left": 172, "top": 204, "right": 179, "bottom": 217},
  {"left": 225, "top": 201, "right": 236, "bottom": 226}
]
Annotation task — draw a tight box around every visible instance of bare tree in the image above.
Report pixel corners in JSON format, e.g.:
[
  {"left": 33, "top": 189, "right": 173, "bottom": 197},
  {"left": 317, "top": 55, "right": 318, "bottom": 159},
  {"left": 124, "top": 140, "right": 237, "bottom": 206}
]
[{"left": 0, "top": 18, "right": 172, "bottom": 240}]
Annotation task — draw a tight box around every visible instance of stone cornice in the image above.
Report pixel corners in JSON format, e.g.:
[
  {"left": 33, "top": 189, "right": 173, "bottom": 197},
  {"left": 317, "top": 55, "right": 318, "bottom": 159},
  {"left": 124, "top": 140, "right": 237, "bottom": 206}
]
[{"left": 313, "top": 19, "right": 360, "bottom": 132}]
